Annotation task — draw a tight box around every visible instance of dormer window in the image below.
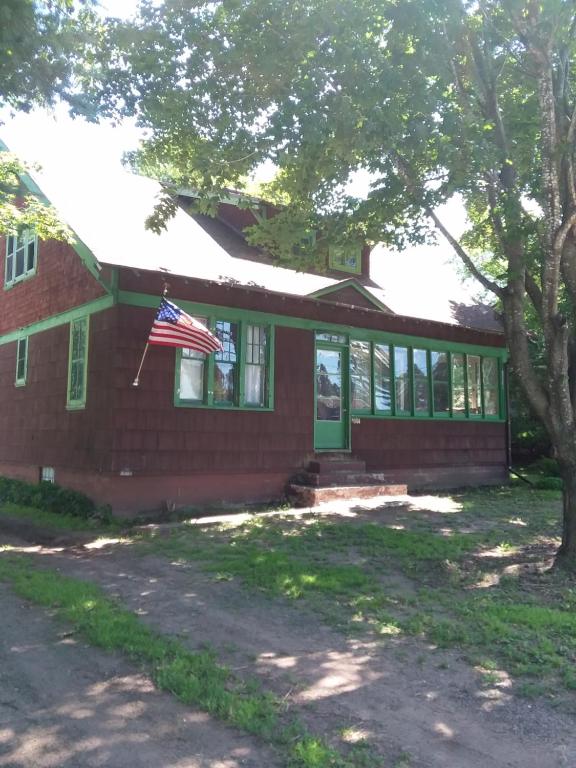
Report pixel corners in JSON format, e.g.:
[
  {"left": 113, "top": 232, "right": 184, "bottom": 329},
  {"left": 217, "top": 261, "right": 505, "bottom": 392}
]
[
  {"left": 328, "top": 244, "right": 362, "bottom": 275},
  {"left": 5, "top": 231, "right": 37, "bottom": 287}
]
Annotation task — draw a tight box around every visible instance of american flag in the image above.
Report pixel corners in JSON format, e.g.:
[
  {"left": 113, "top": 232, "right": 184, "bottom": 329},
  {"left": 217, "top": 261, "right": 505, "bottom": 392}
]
[{"left": 148, "top": 298, "right": 223, "bottom": 354}]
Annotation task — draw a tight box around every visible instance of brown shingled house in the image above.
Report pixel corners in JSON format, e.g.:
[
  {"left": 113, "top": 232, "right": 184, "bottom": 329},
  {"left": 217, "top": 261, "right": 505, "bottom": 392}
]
[{"left": 0, "top": 158, "right": 508, "bottom": 514}]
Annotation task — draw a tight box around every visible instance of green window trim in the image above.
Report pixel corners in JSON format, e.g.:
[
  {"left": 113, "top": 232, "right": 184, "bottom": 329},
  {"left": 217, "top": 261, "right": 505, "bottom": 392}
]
[
  {"left": 328, "top": 244, "right": 362, "bottom": 275},
  {"left": 66, "top": 316, "right": 89, "bottom": 410},
  {"left": 118, "top": 291, "right": 508, "bottom": 361},
  {"left": 175, "top": 319, "right": 275, "bottom": 410},
  {"left": 15, "top": 336, "right": 28, "bottom": 386},
  {"left": 5, "top": 231, "right": 38, "bottom": 289},
  {"left": 349, "top": 339, "right": 505, "bottom": 422}
]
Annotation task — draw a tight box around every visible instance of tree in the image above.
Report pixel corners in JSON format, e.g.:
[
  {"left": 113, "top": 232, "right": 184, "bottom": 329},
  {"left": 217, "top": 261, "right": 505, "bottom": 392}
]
[
  {"left": 0, "top": 1, "right": 104, "bottom": 237},
  {"left": 0, "top": 152, "right": 73, "bottom": 241},
  {"left": 98, "top": 0, "right": 576, "bottom": 568},
  {"left": 0, "top": 0, "right": 101, "bottom": 114}
]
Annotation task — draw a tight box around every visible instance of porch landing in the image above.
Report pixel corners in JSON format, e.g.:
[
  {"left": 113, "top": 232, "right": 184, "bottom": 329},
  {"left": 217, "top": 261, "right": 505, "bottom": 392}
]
[{"left": 287, "top": 454, "right": 407, "bottom": 507}]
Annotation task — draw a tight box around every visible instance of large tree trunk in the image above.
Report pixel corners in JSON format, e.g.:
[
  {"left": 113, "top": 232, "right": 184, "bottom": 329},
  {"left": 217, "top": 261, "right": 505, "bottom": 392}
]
[{"left": 555, "top": 460, "right": 576, "bottom": 570}]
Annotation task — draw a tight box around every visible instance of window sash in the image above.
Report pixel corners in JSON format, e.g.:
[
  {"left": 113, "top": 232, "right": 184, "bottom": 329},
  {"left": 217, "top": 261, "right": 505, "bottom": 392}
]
[
  {"left": 350, "top": 340, "right": 371, "bottom": 412},
  {"left": 328, "top": 244, "right": 362, "bottom": 274},
  {"left": 67, "top": 317, "right": 89, "bottom": 408},
  {"left": 5, "top": 232, "right": 37, "bottom": 286},
  {"left": 482, "top": 357, "right": 500, "bottom": 416},
  {"left": 413, "top": 349, "right": 430, "bottom": 414},
  {"left": 467, "top": 355, "right": 482, "bottom": 415},
  {"left": 374, "top": 344, "right": 392, "bottom": 413},
  {"left": 394, "top": 346, "right": 411, "bottom": 414},
  {"left": 15, "top": 337, "right": 28, "bottom": 385}
]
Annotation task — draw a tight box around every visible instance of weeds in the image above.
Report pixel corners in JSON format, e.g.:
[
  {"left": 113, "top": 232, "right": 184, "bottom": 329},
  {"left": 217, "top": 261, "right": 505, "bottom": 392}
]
[{"left": 0, "top": 554, "right": 379, "bottom": 768}]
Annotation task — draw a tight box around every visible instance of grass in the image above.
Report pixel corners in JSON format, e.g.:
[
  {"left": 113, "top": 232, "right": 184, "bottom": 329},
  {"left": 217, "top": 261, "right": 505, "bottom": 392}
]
[
  {"left": 0, "top": 501, "right": 122, "bottom": 533},
  {"left": 138, "top": 485, "right": 576, "bottom": 699},
  {"left": 0, "top": 553, "right": 381, "bottom": 768}
]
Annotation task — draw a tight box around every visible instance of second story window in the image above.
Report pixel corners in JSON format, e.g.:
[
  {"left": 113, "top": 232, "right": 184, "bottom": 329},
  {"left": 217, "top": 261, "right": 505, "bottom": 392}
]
[
  {"left": 328, "top": 244, "right": 362, "bottom": 275},
  {"left": 5, "top": 231, "right": 37, "bottom": 287}
]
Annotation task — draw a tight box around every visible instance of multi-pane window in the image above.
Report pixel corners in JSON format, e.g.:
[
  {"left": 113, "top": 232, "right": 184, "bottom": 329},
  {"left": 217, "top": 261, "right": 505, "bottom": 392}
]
[
  {"left": 467, "top": 355, "right": 482, "bottom": 415},
  {"left": 374, "top": 344, "right": 392, "bottom": 412},
  {"left": 15, "top": 337, "right": 28, "bottom": 386},
  {"left": 245, "top": 325, "right": 267, "bottom": 406},
  {"left": 394, "top": 347, "right": 411, "bottom": 414},
  {"left": 350, "top": 341, "right": 502, "bottom": 419},
  {"left": 413, "top": 349, "right": 429, "bottom": 413},
  {"left": 452, "top": 353, "right": 466, "bottom": 415},
  {"left": 350, "top": 341, "right": 371, "bottom": 411},
  {"left": 483, "top": 358, "right": 500, "bottom": 416},
  {"left": 67, "top": 317, "right": 89, "bottom": 408},
  {"left": 328, "top": 245, "right": 362, "bottom": 274},
  {"left": 5, "top": 231, "right": 37, "bottom": 286},
  {"left": 177, "top": 318, "right": 272, "bottom": 409}
]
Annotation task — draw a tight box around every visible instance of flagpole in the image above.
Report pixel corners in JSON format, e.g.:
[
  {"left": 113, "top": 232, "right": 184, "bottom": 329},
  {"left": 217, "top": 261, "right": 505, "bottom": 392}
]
[
  {"left": 132, "top": 343, "right": 149, "bottom": 388},
  {"left": 132, "top": 282, "right": 170, "bottom": 388}
]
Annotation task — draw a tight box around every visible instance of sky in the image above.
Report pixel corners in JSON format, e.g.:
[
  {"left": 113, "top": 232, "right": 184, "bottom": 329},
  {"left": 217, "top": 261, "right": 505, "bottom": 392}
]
[{"left": 1, "top": 0, "right": 483, "bottom": 327}]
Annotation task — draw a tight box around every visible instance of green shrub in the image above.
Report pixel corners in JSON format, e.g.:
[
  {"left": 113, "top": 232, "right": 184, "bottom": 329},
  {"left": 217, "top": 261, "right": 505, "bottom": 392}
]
[
  {"left": 528, "top": 457, "right": 561, "bottom": 478},
  {"left": 530, "top": 477, "right": 563, "bottom": 491},
  {"left": 0, "top": 476, "right": 95, "bottom": 519}
]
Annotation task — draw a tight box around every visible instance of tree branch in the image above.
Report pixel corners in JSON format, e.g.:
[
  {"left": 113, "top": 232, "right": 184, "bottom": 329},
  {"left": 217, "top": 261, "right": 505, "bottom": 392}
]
[{"left": 390, "top": 151, "right": 504, "bottom": 298}]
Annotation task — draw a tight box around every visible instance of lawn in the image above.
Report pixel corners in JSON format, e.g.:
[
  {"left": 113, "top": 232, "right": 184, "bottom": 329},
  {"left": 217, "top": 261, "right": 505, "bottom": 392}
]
[{"left": 138, "top": 486, "right": 576, "bottom": 704}]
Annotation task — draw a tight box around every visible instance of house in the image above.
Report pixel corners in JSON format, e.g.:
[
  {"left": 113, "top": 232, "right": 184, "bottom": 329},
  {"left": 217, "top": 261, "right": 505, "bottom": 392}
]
[{"left": 0, "top": 151, "right": 508, "bottom": 514}]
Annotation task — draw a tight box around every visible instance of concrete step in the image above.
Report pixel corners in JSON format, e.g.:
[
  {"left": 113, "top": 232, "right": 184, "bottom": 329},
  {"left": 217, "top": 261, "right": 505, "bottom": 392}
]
[
  {"left": 308, "top": 458, "right": 366, "bottom": 474},
  {"left": 287, "top": 483, "right": 408, "bottom": 508},
  {"left": 301, "top": 471, "right": 391, "bottom": 487}
]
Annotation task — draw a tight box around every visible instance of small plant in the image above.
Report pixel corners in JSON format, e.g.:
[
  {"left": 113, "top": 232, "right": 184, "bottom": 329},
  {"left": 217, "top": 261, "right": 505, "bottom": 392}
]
[{"left": 0, "top": 476, "right": 95, "bottom": 519}]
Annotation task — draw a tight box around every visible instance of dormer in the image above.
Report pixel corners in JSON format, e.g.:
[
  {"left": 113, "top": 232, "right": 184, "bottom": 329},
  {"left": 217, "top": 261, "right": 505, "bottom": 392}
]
[{"left": 175, "top": 187, "right": 372, "bottom": 281}]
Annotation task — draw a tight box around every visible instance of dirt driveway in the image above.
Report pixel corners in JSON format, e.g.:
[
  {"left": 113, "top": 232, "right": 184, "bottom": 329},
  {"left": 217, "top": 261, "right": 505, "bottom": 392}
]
[
  {"left": 2, "top": 520, "right": 575, "bottom": 768},
  {"left": 0, "top": 537, "right": 279, "bottom": 768}
]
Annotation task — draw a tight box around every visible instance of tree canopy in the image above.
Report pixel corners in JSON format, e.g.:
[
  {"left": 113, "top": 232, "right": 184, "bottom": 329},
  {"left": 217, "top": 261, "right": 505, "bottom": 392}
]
[
  {"left": 0, "top": 0, "right": 102, "bottom": 115},
  {"left": 0, "top": 0, "right": 105, "bottom": 236},
  {"left": 94, "top": 0, "right": 576, "bottom": 566}
]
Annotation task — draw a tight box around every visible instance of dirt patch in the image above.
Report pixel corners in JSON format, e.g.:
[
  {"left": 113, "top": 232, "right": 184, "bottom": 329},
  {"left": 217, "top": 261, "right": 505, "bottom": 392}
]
[
  {"left": 0, "top": 577, "right": 280, "bottom": 768},
  {"left": 10, "top": 532, "right": 575, "bottom": 768}
]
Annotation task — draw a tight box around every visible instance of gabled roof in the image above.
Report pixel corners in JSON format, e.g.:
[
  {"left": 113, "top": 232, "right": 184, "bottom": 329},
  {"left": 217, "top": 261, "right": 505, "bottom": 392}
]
[
  {"left": 307, "top": 279, "right": 393, "bottom": 313},
  {"left": 1, "top": 145, "right": 363, "bottom": 297}
]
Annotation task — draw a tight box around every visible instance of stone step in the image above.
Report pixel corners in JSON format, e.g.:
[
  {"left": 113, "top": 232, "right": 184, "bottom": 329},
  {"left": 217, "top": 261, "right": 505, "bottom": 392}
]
[
  {"left": 308, "top": 458, "right": 366, "bottom": 474},
  {"left": 287, "top": 483, "right": 408, "bottom": 508},
  {"left": 301, "top": 471, "right": 390, "bottom": 487}
]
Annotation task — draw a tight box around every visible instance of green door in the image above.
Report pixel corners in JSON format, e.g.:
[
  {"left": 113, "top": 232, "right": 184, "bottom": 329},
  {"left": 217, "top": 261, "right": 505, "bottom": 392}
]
[{"left": 314, "top": 344, "right": 349, "bottom": 450}]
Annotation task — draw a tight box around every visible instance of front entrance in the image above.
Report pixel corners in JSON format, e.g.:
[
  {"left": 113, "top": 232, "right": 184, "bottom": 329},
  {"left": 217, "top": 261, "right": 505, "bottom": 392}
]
[{"left": 314, "top": 344, "right": 349, "bottom": 450}]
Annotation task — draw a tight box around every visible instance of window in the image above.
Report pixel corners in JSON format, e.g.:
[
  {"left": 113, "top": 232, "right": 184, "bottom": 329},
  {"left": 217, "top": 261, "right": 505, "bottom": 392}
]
[
  {"left": 452, "top": 353, "right": 466, "bottom": 416},
  {"left": 179, "top": 315, "right": 207, "bottom": 401},
  {"left": 176, "top": 317, "right": 273, "bottom": 409},
  {"left": 40, "top": 467, "right": 55, "bottom": 484},
  {"left": 328, "top": 244, "right": 362, "bottom": 274},
  {"left": 413, "top": 349, "right": 430, "bottom": 414},
  {"left": 483, "top": 357, "right": 500, "bottom": 416},
  {"left": 67, "top": 317, "right": 89, "bottom": 409},
  {"left": 431, "top": 351, "right": 449, "bottom": 414},
  {"left": 394, "top": 346, "right": 411, "bottom": 414},
  {"left": 350, "top": 341, "right": 371, "bottom": 411},
  {"left": 5, "top": 231, "right": 37, "bottom": 287},
  {"left": 180, "top": 348, "right": 206, "bottom": 401},
  {"left": 467, "top": 355, "right": 482, "bottom": 415},
  {"left": 214, "top": 320, "right": 239, "bottom": 404},
  {"left": 245, "top": 325, "right": 267, "bottom": 406},
  {"left": 15, "top": 337, "right": 28, "bottom": 386},
  {"left": 374, "top": 344, "right": 392, "bottom": 412}
]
